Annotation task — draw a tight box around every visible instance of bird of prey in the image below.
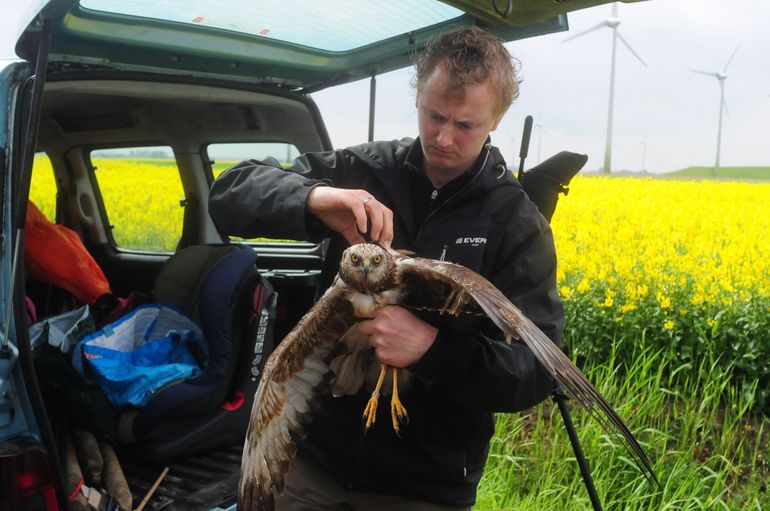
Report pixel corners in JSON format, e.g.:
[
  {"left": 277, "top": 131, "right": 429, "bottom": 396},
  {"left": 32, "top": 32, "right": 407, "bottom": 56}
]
[{"left": 239, "top": 243, "right": 657, "bottom": 509}]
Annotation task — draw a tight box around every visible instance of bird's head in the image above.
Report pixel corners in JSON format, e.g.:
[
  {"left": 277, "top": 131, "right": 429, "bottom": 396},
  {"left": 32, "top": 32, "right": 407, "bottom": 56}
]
[{"left": 339, "top": 243, "right": 397, "bottom": 293}]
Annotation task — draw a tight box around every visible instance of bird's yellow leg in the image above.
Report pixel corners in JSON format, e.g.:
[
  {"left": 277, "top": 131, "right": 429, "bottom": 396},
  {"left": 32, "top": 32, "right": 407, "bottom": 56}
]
[
  {"left": 390, "top": 368, "right": 409, "bottom": 434},
  {"left": 363, "top": 364, "right": 387, "bottom": 430}
]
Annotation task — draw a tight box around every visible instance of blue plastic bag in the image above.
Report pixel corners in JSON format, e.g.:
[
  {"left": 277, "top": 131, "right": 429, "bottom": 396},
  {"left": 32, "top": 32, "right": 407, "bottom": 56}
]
[{"left": 78, "top": 304, "right": 207, "bottom": 407}]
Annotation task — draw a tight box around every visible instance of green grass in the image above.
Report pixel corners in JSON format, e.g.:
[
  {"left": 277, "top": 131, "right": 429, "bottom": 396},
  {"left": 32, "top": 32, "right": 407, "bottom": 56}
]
[
  {"left": 665, "top": 167, "right": 770, "bottom": 180},
  {"left": 476, "top": 338, "right": 769, "bottom": 510}
]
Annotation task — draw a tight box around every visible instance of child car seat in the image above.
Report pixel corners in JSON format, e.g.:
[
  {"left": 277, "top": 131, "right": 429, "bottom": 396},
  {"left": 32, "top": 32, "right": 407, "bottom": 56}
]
[{"left": 116, "top": 244, "right": 277, "bottom": 462}]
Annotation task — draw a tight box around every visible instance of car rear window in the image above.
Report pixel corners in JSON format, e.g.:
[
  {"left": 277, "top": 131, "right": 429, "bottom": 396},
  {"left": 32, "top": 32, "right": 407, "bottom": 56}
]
[{"left": 79, "top": 0, "right": 464, "bottom": 52}]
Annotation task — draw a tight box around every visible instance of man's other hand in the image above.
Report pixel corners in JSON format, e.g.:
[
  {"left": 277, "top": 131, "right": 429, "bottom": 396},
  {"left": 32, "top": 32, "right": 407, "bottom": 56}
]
[{"left": 358, "top": 306, "right": 438, "bottom": 368}]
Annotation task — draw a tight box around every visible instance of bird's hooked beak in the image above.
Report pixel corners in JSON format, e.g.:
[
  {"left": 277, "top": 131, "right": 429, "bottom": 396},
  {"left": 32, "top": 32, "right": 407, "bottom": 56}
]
[{"left": 361, "top": 259, "right": 371, "bottom": 278}]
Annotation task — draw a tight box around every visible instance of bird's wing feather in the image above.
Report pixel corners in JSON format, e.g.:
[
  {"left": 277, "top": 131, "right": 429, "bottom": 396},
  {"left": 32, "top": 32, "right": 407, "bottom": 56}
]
[
  {"left": 239, "top": 282, "right": 355, "bottom": 510},
  {"left": 395, "top": 253, "right": 658, "bottom": 487}
]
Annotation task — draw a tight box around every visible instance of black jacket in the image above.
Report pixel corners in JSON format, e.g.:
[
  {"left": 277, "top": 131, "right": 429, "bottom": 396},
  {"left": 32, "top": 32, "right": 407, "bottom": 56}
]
[{"left": 208, "top": 137, "right": 564, "bottom": 507}]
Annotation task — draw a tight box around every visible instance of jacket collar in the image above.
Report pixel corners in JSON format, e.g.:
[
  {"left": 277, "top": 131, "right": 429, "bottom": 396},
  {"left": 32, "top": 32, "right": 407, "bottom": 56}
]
[
  {"left": 404, "top": 136, "right": 487, "bottom": 179},
  {"left": 372, "top": 137, "right": 512, "bottom": 242}
]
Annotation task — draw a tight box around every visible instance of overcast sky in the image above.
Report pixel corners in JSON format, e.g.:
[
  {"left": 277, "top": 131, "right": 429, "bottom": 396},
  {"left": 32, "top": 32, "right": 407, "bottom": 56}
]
[
  {"left": 3, "top": 0, "right": 769, "bottom": 173},
  {"left": 313, "top": 0, "right": 770, "bottom": 173}
]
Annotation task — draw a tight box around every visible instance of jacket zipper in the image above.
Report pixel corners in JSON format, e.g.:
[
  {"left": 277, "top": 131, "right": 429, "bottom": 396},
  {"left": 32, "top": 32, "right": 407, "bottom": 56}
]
[{"left": 415, "top": 145, "right": 492, "bottom": 242}]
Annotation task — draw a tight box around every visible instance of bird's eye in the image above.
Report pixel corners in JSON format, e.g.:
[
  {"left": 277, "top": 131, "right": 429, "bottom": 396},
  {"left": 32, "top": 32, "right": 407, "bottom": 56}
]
[
  {"left": 373, "top": 255, "right": 382, "bottom": 264},
  {"left": 350, "top": 254, "right": 360, "bottom": 264}
]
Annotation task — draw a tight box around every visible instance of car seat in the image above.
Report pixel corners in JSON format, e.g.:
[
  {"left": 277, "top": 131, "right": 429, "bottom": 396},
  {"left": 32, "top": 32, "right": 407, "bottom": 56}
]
[{"left": 116, "top": 244, "right": 277, "bottom": 462}]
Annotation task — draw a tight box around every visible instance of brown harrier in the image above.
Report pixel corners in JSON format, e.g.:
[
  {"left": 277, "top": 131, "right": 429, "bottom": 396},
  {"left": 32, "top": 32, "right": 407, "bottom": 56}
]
[{"left": 239, "top": 243, "right": 656, "bottom": 509}]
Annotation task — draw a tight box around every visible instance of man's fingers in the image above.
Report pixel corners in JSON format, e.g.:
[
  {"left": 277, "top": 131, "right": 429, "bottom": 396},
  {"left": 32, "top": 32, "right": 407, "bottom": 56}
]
[
  {"left": 368, "top": 203, "right": 384, "bottom": 242},
  {"left": 311, "top": 189, "right": 392, "bottom": 246},
  {"left": 361, "top": 196, "right": 393, "bottom": 246},
  {"left": 343, "top": 230, "right": 366, "bottom": 246},
  {"left": 349, "top": 197, "right": 369, "bottom": 236},
  {"left": 380, "top": 207, "right": 394, "bottom": 247}
]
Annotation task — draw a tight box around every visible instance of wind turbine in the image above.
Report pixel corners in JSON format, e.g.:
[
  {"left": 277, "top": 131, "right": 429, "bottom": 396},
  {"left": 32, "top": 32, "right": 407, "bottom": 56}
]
[
  {"left": 563, "top": 3, "right": 647, "bottom": 174},
  {"left": 534, "top": 121, "right": 546, "bottom": 165},
  {"left": 691, "top": 44, "right": 741, "bottom": 170}
]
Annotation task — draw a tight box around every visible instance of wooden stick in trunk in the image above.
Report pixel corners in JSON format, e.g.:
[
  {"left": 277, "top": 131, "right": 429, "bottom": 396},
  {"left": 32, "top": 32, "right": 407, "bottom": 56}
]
[{"left": 134, "top": 467, "right": 170, "bottom": 511}]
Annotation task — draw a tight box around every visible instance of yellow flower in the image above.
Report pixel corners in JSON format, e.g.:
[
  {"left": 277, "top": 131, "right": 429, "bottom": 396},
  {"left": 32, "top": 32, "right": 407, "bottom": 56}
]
[
  {"left": 663, "top": 320, "right": 674, "bottom": 331},
  {"left": 620, "top": 303, "right": 637, "bottom": 313}
]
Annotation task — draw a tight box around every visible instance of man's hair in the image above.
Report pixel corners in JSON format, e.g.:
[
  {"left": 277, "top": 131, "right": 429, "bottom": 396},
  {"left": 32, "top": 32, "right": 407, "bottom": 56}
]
[{"left": 412, "top": 26, "right": 520, "bottom": 117}]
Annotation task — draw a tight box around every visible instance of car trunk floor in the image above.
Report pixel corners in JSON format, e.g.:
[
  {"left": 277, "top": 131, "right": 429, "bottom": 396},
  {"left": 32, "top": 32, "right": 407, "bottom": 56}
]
[{"left": 121, "top": 443, "right": 242, "bottom": 510}]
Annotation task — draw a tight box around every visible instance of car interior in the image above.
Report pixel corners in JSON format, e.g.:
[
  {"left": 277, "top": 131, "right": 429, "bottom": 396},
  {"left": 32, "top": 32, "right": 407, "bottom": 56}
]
[{"left": 24, "top": 74, "right": 329, "bottom": 509}]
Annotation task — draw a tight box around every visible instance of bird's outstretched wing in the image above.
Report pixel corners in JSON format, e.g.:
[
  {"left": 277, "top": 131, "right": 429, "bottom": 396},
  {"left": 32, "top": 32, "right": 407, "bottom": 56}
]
[
  {"left": 393, "top": 251, "right": 659, "bottom": 487},
  {"left": 239, "top": 282, "right": 355, "bottom": 510}
]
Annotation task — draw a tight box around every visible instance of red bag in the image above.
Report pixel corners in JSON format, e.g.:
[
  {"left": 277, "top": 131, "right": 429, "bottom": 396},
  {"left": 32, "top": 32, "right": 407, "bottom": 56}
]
[{"left": 24, "top": 201, "right": 111, "bottom": 305}]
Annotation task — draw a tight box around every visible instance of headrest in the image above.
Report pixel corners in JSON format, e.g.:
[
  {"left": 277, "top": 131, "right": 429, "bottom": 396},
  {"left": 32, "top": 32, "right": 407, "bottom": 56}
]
[{"left": 154, "top": 244, "right": 243, "bottom": 322}]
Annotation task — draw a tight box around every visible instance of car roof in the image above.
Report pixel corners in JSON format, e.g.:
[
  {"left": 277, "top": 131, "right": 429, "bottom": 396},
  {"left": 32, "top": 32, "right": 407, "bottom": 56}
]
[{"left": 15, "top": 0, "right": 636, "bottom": 92}]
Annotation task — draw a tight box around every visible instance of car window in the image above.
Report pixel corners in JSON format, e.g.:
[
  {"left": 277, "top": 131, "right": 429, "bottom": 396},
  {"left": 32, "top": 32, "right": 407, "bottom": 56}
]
[
  {"left": 29, "top": 152, "right": 57, "bottom": 221},
  {"left": 79, "top": 0, "right": 463, "bottom": 52},
  {"left": 208, "top": 142, "right": 300, "bottom": 243},
  {"left": 91, "top": 146, "right": 183, "bottom": 252},
  {"left": 208, "top": 142, "right": 299, "bottom": 176}
]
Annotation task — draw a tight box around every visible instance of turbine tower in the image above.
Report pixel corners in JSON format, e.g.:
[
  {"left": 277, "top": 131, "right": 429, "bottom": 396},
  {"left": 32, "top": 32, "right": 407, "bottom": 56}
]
[
  {"left": 691, "top": 44, "right": 741, "bottom": 170},
  {"left": 563, "top": 3, "right": 646, "bottom": 174}
]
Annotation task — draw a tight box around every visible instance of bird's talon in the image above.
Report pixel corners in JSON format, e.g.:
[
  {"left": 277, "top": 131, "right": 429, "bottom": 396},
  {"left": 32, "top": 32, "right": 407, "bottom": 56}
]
[
  {"left": 362, "top": 395, "right": 379, "bottom": 430},
  {"left": 390, "top": 397, "right": 409, "bottom": 432},
  {"left": 363, "top": 365, "right": 388, "bottom": 430}
]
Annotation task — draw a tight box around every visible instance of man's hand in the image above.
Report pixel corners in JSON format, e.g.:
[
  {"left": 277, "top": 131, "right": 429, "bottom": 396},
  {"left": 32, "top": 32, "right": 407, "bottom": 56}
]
[
  {"left": 306, "top": 187, "right": 393, "bottom": 246},
  {"left": 358, "top": 306, "right": 438, "bottom": 368}
]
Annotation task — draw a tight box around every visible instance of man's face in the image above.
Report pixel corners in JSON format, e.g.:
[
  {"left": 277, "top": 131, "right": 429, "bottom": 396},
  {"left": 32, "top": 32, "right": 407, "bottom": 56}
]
[{"left": 416, "top": 63, "right": 503, "bottom": 184}]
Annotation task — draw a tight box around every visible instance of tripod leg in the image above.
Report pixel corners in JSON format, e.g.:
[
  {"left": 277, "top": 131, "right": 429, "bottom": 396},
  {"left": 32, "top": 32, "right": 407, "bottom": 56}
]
[{"left": 552, "top": 391, "right": 604, "bottom": 511}]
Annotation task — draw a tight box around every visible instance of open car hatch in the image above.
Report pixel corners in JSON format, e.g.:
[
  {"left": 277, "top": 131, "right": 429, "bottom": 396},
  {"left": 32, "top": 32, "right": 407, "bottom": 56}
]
[{"left": 11, "top": 0, "right": 591, "bottom": 92}]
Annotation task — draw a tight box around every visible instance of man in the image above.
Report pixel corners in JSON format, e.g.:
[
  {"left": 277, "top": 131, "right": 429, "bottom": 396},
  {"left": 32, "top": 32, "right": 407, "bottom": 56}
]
[{"left": 209, "top": 27, "right": 564, "bottom": 510}]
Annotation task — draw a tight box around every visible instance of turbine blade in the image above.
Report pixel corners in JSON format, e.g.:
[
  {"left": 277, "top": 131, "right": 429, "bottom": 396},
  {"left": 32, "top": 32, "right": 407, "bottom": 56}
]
[
  {"left": 611, "top": 2, "right": 618, "bottom": 17},
  {"left": 616, "top": 32, "right": 647, "bottom": 67},
  {"left": 723, "top": 43, "right": 742, "bottom": 73},
  {"left": 562, "top": 21, "right": 610, "bottom": 43},
  {"left": 690, "top": 69, "right": 719, "bottom": 78}
]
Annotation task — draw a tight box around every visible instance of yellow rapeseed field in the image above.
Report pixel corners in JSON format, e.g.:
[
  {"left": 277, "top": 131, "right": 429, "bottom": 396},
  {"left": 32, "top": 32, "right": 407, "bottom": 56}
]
[{"left": 553, "top": 176, "right": 770, "bottom": 322}]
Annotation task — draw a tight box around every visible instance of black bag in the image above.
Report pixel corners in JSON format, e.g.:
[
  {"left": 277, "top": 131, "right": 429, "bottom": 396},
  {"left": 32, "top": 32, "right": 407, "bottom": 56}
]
[{"left": 520, "top": 151, "right": 588, "bottom": 222}]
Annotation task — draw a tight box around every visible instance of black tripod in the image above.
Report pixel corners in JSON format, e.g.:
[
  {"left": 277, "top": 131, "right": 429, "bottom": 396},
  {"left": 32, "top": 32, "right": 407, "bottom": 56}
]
[
  {"left": 517, "top": 116, "right": 603, "bottom": 511},
  {"left": 551, "top": 388, "right": 604, "bottom": 511}
]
